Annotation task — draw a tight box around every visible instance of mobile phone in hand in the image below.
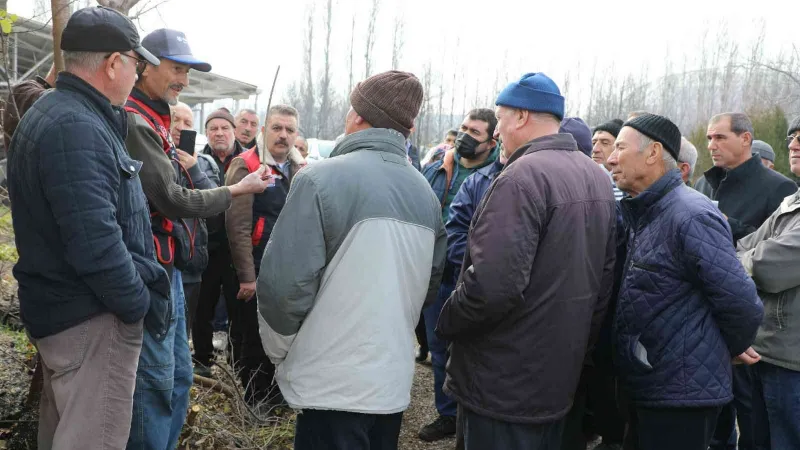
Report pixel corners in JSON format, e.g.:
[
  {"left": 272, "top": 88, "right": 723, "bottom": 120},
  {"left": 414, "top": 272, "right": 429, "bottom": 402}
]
[{"left": 178, "top": 129, "right": 197, "bottom": 156}]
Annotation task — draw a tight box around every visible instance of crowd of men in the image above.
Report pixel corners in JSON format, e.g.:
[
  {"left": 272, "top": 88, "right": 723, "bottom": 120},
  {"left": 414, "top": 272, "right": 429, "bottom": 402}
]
[{"left": 4, "top": 5, "right": 800, "bottom": 450}]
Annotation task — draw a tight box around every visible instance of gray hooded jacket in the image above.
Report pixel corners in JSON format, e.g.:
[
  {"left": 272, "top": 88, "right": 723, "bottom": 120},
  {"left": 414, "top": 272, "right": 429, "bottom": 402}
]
[{"left": 257, "top": 128, "right": 446, "bottom": 414}]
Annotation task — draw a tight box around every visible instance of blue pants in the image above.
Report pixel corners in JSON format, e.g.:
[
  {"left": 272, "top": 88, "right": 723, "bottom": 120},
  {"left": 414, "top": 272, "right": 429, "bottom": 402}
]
[
  {"left": 422, "top": 278, "right": 457, "bottom": 418},
  {"left": 755, "top": 361, "right": 800, "bottom": 449},
  {"left": 128, "top": 270, "right": 193, "bottom": 449}
]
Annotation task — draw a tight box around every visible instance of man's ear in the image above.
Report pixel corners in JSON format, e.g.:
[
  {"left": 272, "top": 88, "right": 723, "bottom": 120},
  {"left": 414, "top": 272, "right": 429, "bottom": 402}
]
[
  {"left": 516, "top": 109, "right": 528, "bottom": 130},
  {"left": 105, "top": 51, "right": 121, "bottom": 81},
  {"left": 646, "top": 141, "right": 663, "bottom": 165}
]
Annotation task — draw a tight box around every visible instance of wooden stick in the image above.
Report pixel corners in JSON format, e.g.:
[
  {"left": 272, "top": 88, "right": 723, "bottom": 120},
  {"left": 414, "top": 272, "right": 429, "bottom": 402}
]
[
  {"left": 192, "top": 374, "right": 236, "bottom": 398},
  {"left": 261, "top": 65, "right": 281, "bottom": 166}
]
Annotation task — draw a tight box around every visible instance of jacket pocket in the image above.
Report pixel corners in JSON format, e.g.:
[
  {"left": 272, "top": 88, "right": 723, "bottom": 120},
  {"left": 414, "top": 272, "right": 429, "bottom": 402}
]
[
  {"left": 252, "top": 217, "right": 266, "bottom": 247},
  {"left": 144, "top": 279, "right": 172, "bottom": 343},
  {"left": 620, "top": 334, "right": 654, "bottom": 374},
  {"left": 777, "top": 291, "right": 788, "bottom": 330},
  {"left": 116, "top": 156, "right": 146, "bottom": 220},
  {"left": 34, "top": 320, "right": 90, "bottom": 377},
  {"left": 631, "top": 261, "right": 659, "bottom": 273}
]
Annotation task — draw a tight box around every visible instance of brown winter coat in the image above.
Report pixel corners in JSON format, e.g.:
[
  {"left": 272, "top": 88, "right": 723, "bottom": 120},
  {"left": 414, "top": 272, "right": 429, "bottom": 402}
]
[
  {"left": 436, "top": 133, "right": 617, "bottom": 424},
  {"left": 225, "top": 146, "right": 304, "bottom": 283}
]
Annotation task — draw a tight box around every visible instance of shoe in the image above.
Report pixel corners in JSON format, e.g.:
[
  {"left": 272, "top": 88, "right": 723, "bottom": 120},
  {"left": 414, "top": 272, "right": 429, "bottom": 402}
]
[
  {"left": 418, "top": 415, "right": 456, "bottom": 442},
  {"left": 193, "top": 363, "right": 212, "bottom": 378},
  {"left": 415, "top": 347, "right": 429, "bottom": 363},
  {"left": 212, "top": 331, "right": 228, "bottom": 352}
]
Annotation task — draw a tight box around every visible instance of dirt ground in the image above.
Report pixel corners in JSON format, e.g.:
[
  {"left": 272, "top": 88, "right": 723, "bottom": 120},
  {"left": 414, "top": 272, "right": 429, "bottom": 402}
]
[{"left": 399, "top": 362, "right": 455, "bottom": 450}]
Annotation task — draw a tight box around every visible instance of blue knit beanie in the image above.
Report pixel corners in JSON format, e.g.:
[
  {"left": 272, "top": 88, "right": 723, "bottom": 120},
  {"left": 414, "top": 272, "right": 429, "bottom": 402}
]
[{"left": 496, "top": 72, "right": 565, "bottom": 120}]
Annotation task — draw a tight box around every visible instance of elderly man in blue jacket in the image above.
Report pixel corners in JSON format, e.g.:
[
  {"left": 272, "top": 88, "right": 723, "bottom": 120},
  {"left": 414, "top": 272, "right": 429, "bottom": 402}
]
[{"left": 607, "top": 114, "right": 764, "bottom": 450}]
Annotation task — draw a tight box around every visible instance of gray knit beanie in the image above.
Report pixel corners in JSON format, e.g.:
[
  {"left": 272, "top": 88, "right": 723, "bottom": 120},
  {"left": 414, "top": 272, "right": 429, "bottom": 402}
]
[{"left": 350, "top": 70, "right": 424, "bottom": 138}]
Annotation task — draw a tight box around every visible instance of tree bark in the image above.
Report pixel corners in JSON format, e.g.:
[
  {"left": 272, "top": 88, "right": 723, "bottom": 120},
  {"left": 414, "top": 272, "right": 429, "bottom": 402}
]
[{"left": 50, "top": 0, "right": 71, "bottom": 73}]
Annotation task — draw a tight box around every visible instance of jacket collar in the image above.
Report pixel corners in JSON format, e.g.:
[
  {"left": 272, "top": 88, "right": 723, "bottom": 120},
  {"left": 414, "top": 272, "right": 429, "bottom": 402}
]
[
  {"left": 129, "top": 87, "right": 171, "bottom": 117},
  {"left": 506, "top": 133, "right": 579, "bottom": 167},
  {"left": 56, "top": 72, "right": 127, "bottom": 137},
  {"left": 250, "top": 145, "right": 305, "bottom": 172},
  {"left": 330, "top": 128, "right": 407, "bottom": 159},
  {"left": 778, "top": 190, "right": 800, "bottom": 215},
  {"left": 702, "top": 154, "right": 762, "bottom": 191},
  {"left": 621, "top": 169, "right": 683, "bottom": 220}
]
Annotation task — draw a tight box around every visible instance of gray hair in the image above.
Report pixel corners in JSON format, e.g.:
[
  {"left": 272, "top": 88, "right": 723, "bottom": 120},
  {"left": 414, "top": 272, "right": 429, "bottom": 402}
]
[
  {"left": 678, "top": 137, "right": 698, "bottom": 178},
  {"left": 63, "top": 51, "right": 107, "bottom": 72},
  {"left": 639, "top": 133, "right": 678, "bottom": 170},
  {"left": 710, "top": 112, "right": 754, "bottom": 138},
  {"left": 235, "top": 108, "right": 259, "bottom": 120}
]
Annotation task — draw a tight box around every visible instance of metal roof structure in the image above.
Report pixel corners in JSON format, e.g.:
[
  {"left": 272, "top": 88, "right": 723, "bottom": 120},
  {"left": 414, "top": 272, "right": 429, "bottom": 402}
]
[{"left": 2, "top": 17, "right": 258, "bottom": 105}]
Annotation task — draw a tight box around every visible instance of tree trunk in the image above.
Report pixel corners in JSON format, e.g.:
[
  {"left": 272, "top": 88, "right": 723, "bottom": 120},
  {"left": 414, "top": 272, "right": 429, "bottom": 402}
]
[{"left": 50, "top": 0, "right": 71, "bottom": 73}]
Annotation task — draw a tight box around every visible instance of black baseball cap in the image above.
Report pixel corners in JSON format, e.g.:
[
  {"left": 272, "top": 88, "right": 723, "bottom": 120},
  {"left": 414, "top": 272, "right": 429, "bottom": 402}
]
[
  {"left": 142, "top": 29, "right": 212, "bottom": 72},
  {"left": 61, "top": 6, "right": 159, "bottom": 66}
]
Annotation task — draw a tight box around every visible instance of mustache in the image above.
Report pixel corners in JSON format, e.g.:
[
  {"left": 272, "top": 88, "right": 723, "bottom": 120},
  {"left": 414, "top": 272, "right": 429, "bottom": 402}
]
[
  {"left": 274, "top": 139, "right": 288, "bottom": 146},
  {"left": 169, "top": 84, "right": 185, "bottom": 92}
]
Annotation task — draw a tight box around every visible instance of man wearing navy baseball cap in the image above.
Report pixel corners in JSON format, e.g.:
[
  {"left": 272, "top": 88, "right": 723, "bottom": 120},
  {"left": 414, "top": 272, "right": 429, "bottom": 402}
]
[{"left": 122, "top": 28, "right": 272, "bottom": 449}]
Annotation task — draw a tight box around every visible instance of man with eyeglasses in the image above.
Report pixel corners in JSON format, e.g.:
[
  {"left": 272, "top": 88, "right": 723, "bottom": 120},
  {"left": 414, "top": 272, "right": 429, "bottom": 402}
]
[
  {"left": 693, "top": 112, "right": 797, "bottom": 450},
  {"left": 123, "top": 28, "right": 272, "bottom": 448},
  {"left": 5, "top": 7, "right": 167, "bottom": 448},
  {"left": 736, "top": 117, "right": 800, "bottom": 448}
]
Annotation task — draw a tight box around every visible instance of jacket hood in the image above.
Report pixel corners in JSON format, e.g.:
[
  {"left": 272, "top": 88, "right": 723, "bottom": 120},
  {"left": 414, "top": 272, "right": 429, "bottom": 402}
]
[{"left": 330, "top": 128, "right": 407, "bottom": 159}]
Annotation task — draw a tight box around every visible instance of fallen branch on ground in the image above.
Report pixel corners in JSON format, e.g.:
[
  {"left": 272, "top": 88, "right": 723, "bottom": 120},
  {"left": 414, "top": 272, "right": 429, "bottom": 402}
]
[{"left": 192, "top": 374, "right": 236, "bottom": 398}]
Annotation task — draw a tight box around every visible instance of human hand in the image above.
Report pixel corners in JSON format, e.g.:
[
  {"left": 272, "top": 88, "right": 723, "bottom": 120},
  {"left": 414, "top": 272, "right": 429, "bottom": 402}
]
[
  {"left": 733, "top": 347, "right": 760, "bottom": 365},
  {"left": 237, "top": 281, "right": 257, "bottom": 301},
  {"left": 175, "top": 149, "right": 198, "bottom": 169},
  {"left": 231, "top": 166, "right": 275, "bottom": 196}
]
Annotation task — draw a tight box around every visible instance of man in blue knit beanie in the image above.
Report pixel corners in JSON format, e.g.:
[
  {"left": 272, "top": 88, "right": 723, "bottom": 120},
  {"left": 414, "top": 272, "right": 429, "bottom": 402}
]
[{"left": 436, "top": 73, "right": 617, "bottom": 449}]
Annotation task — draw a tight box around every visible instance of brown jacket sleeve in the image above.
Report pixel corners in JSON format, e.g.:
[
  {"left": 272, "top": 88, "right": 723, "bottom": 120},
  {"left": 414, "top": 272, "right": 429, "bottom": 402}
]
[
  {"left": 125, "top": 112, "right": 232, "bottom": 220},
  {"left": 225, "top": 157, "right": 255, "bottom": 283}
]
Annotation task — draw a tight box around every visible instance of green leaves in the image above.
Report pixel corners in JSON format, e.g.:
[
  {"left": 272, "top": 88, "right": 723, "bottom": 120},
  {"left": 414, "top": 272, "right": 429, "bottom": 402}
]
[{"left": 0, "top": 10, "right": 18, "bottom": 35}]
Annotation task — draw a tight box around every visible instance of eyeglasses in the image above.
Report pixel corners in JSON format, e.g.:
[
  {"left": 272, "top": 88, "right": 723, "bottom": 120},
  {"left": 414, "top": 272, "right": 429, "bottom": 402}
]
[
  {"left": 105, "top": 52, "right": 148, "bottom": 73},
  {"left": 787, "top": 134, "right": 800, "bottom": 148}
]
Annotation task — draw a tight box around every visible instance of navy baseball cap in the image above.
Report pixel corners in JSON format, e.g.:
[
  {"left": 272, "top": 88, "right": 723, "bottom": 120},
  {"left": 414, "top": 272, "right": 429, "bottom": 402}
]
[
  {"left": 141, "top": 29, "right": 211, "bottom": 72},
  {"left": 61, "top": 6, "right": 159, "bottom": 66}
]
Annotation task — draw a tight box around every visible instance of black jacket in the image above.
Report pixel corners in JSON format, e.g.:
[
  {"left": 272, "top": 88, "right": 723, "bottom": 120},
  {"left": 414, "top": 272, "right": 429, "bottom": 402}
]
[
  {"left": 694, "top": 155, "right": 797, "bottom": 242},
  {"left": 8, "top": 73, "right": 170, "bottom": 339},
  {"left": 437, "top": 134, "right": 617, "bottom": 424},
  {"left": 203, "top": 141, "right": 246, "bottom": 251}
]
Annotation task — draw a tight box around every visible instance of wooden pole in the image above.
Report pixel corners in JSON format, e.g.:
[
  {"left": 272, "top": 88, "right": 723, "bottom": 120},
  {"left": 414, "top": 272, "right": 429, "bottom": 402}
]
[{"left": 261, "top": 65, "right": 281, "bottom": 165}]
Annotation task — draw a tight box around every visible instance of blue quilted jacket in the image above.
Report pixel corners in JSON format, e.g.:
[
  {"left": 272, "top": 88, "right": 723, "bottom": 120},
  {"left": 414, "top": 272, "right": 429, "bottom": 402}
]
[
  {"left": 8, "top": 73, "right": 170, "bottom": 340},
  {"left": 615, "top": 169, "right": 763, "bottom": 408}
]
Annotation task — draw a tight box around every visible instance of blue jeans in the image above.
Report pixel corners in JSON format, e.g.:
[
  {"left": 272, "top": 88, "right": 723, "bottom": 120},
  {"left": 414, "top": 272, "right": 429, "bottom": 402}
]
[
  {"left": 128, "top": 270, "right": 193, "bottom": 449},
  {"left": 755, "top": 361, "right": 800, "bottom": 449},
  {"left": 423, "top": 278, "right": 457, "bottom": 418}
]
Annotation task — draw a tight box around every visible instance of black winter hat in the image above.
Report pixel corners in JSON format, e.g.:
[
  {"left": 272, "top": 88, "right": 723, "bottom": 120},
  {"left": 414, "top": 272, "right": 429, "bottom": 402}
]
[
  {"left": 594, "top": 118, "right": 624, "bottom": 138},
  {"left": 788, "top": 116, "right": 800, "bottom": 136},
  {"left": 623, "top": 114, "right": 681, "bottom": 161}
]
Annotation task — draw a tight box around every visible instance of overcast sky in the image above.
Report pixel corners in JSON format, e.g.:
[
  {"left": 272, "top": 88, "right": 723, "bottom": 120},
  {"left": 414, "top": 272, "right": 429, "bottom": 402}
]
[{"left": 10, "top": 0, "right": 800, "bottom": 112}]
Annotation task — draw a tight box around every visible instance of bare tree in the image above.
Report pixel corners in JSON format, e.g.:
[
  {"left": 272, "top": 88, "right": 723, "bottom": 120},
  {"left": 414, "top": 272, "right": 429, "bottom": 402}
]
[
  {"left": 363, "top": 0, "right": 380, "bottom": 77},
  {"left": 317, "top": 0, "right": 333, "bottom": 138},
  {"left": 301, "top": 4, "right": 316, "bottom": 136},
  {"left": 50, "top": 0, "right": 72, "bottom": 73},
  {"left": 347, "top": 13, "right": 356, "bottom": 95},
  {"left": 391, "top": 12, "right": 404, "bottom": 70},
  {"left": 95, "top": 0, "right": 142, "bottom": 15}
]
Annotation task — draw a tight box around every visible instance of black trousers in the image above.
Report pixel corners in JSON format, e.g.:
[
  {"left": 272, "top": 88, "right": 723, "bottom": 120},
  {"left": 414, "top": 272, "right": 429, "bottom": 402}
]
[
  {"left": 710, "top": 365, "right": 766, "bottom": 450},
  {"left": 586, "top": 366, "right": 625, "bottom": 444},
  {"left": 624, "top": 405, "right": 722, "bottom": 450},
  {"left": 238, "top": 293, "right": 280, "bottom": 405},
  {"left": 294, "top": 409, "right": 403, "bottom": 450},
  {"left": 415, "top": 312, "right": 427, "bottom": 354},
  {"left": 193, "top": 246, "right": 240, "bottom": 367},
  {"left": 183, "top": 281, "right": 201, "bottom": 336},
  {"left": 463, "top": 408, "right": 564, "bottom": 450}
]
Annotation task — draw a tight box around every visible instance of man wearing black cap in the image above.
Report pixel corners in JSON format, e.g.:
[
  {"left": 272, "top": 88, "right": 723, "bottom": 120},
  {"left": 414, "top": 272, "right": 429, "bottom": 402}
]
[
  {"left": 6, "top": 7, "right": 167, "bottom": 448},
  {"left": 607, "top": 114, "right": 764, "bottom": 450},
  {"left": 122, "top": 29, "right": 272, "bottom": 449}
]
